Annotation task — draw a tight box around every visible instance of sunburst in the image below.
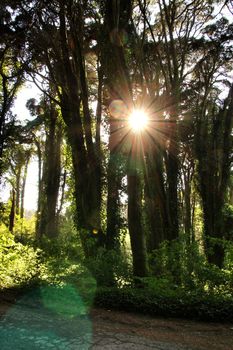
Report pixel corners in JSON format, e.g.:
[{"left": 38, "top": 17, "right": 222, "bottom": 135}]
[{"left": 128, "top": 109, "right": 148, "bottom": 132}]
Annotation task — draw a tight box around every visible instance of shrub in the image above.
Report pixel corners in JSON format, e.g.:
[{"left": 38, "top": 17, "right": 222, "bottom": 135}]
[
  {"left": 84, "top": 248, "right": 132, "bottom": 287},
  {"left": 149, "top": 236, "right": 233, "bottom": 295},
  {"left": 94, "top": 286, "right": 233, "bottom": 322},
  {"left": 0, "top": 223, "right": 41, "bottom": 289}
]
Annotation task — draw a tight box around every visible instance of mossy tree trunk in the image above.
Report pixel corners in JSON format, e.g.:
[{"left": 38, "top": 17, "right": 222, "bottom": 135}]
[{"left": 38, "top": 103, "right": 62, "bottom": 239}]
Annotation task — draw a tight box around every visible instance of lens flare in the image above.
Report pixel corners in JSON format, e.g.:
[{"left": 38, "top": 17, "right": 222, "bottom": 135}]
[
  {"left": 129, "top": 109, "right": 148, "bottom": 132},
  {"left": 109, "top": 99, "right": 127, "bottom": 118}
]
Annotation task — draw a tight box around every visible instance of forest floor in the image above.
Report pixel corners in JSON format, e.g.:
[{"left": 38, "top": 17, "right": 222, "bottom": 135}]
[{"left": 0, "top": 287, "right": 232, "bottom": 350}]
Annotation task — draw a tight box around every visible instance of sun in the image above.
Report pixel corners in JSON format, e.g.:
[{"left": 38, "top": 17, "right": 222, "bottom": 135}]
[{"left": 128, "top": 109, "right": 148, "bottom": 132}]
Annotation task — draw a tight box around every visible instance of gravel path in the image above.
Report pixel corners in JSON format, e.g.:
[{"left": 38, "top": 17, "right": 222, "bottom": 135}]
[{"left": 0, "top": 305, "right": 191, "bottom": 350}]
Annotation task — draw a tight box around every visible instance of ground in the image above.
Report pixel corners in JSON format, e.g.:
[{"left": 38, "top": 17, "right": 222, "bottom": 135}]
[
  {"left": 92, "top": 308, "right": 233, "bottom": 350},
  {"left": 0, "top": 287, "right": 232, "bottom": 349}
]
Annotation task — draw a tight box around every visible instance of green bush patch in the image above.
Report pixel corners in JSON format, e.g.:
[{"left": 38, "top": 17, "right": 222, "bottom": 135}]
[{"left": 94, "top": 287, "right": 233, "bottom": 322}]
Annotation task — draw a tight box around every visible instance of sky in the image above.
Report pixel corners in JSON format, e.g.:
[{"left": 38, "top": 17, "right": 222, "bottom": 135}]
[{"left": 13, "top": 82, "right": 41, "bottom": 122}]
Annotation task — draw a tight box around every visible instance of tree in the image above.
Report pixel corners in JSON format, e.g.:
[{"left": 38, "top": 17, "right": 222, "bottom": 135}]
[
  {"left": 195, "top": 85, "right": 233, "bottom": 266},
  {"left": 26, "top": 95, "right": 63, "bottom": 239},
  {"left": 187, "top": 17, "right": 233, "bottom": 266},
  {"left": 5, "top": 0, "right": 105, "bottom": 254},
  {"left": 0, "top": 1, "right": 29, "bottom": 179},
  {"left": 102, "top": 0, "right": 148, "bottom": 277},
  {"left": 3, "top": 129, "right": 33, "bottom": 232}
]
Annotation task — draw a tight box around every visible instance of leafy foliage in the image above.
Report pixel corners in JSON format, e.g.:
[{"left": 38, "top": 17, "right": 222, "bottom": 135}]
[
  {"left": 84, "top": 247, "right": 132, "bottom": 287},
  {"left": 0, "top": 223, "right": 40, "bottom": 289},
  {"left": 95, "top": 286, "right": 233, "bottom": 322},
  {"left": 149, "top": 236, "right": 233, "bottom": 295}
]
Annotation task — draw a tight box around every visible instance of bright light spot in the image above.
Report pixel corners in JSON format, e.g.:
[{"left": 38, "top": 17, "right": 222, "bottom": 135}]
[{"left": 129, "top": 109, "right": 148, "bottom": 132}]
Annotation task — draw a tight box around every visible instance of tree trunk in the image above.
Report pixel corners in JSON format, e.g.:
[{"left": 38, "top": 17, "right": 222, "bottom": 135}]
[
  {"left": 57, "top": 169, "right": 66, "bottom": 216},
  {"left": 184, "top": 178, "right": 192, "bottom": 244},
  {"left": 38, "top": 104, "right": 62, "bottom": 239},
  {"left": 64, "top": 105, "right": 104, "bottom": 256},
  {"left": 204, "top": 209, "right": 225, "bottom": 267},
  {"left": 196, "top": 86, "right": 233, "bottom": 267},
  {"left": 36, "top": 139, "right": 43, "bottom": 240},
  {"left": 128, "top": 173, "right": 148, "bottom": 277},
  {"left": 9, "top": 189, "right": 15, "bottom": 233},
  {"left": 166, "top": 151, "right": 179, "bottom": 241},
  {"left": 106, "top": 154, "right": 122, "bottom": 250},
  {"left": 15, "top": 166, "right": 22, "bottom": 216},
  {"left": 55, "top": 3, "right": 104, "bottom": 255},
  {"left": 20, "top": 153, "right": 30, "bottom": 219},
  {"left": 106, "top": 113, "right": 123, "bottom": 250},
  {"left": 144, "top": 150, "right": 167, "bottom": 251}
]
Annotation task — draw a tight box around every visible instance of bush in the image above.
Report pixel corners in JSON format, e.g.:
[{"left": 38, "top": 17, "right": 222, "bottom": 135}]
[
  {"left": 94, "top": 286, "right": 233, "bottom": 322},
  {"left": 223, "top": 204, "right": 233, "bottom": 240},
  {"left": 0, "top": 223, "right": 41, "bottom": 289},
  {"left": 149, "top": 236, "right": 233, "bottom": 294},
  {"left": 84, "top": 248, "right": 132, "bottom": 287},
  {"left": 13, "top": 215, "right": 36, "bottom": 244}
]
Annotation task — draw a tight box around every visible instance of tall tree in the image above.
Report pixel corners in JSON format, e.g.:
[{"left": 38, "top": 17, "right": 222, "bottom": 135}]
[
  {"left": 188, "top": 17, "right": 233, "bottom": 266},
  {"left": 10, "top": 0, "right": 105, "bottom": 254},
  {"left": 26, "top": 96, "right": 63, "bottom": 239},
  {"left": 38, "top": 99, "right": 62, "bottom": 238},
  {"left": 102, "top": 0, "right": 148, "bottom": 276},
  {"left": 0, "top": 2, "right": 29, "bottom": 179},
  {"left": 195, "top": 85, "right": 233, "bottom": 266}
]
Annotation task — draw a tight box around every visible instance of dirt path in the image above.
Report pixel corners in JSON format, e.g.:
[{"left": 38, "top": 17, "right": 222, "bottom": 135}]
[
  {"left": 92, "top": 308, "right": 233, "bottom": 350},
  {"left": 0, "top": 288, "right": 232, "bottom": 349}
]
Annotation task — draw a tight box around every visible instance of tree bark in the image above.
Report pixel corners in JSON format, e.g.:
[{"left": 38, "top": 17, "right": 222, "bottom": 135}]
[
  {"left": 128, "top": 173, "right": 148, "bottom": 277},
  {"left": 106, "top": 152, "right": 122, "bottom": 250},
  {"left": 144, "top": 150, "right": 167, "bottom": 251},
  {"left": 9, "top": 189, "right": 15, "bottom": 233},
  {"left": 38, "top": 103, "right": 62, "bottom": 239},
  {"left": 35, "top": 139, "right": 43, "bottom": 240},
  {"left": 15, "top": 165, "right": 22, "bottom": 216},
  {"left": 20, "top": 152, "right": 30, "bottom": 219}
]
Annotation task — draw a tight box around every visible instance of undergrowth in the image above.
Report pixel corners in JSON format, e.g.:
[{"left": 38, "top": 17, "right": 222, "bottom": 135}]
[{"left": 1, "top": 223, "right": 233, "bottom": 322}]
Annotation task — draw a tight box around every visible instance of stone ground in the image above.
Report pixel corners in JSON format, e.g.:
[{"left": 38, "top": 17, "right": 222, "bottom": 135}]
[{"left": 0, "top": 287, "right": 232, "bottom": 350}]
